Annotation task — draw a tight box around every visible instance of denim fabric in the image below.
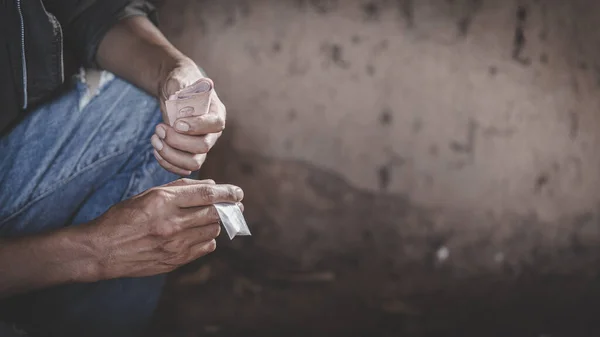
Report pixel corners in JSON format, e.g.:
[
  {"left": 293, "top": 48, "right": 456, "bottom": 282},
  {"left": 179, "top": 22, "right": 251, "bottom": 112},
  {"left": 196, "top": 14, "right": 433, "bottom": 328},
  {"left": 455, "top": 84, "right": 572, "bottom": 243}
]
[{"left": 0, "top": 74, "right": 178, "bottom": 337}]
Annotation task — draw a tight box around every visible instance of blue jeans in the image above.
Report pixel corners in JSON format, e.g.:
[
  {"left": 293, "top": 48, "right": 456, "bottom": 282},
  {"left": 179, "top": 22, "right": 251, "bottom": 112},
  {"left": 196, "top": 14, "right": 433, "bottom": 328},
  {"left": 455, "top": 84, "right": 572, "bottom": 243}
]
[{"left": 0, "top": 73, "right": 178, "bottom": 337}]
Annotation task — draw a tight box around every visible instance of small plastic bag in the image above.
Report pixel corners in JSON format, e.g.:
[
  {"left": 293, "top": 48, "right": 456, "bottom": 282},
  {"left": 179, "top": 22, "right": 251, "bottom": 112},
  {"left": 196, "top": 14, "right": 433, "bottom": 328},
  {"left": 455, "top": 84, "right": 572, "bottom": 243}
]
[{"left": 214, "top": 203, "right": 251, "bottom": 240}]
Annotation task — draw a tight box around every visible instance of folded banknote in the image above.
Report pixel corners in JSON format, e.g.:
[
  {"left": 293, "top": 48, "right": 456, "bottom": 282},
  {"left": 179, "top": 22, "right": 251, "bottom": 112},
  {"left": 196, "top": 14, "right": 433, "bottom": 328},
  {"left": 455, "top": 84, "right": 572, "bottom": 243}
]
[{"left": 163, "top": 78, "right": 213, "bottom": 126}]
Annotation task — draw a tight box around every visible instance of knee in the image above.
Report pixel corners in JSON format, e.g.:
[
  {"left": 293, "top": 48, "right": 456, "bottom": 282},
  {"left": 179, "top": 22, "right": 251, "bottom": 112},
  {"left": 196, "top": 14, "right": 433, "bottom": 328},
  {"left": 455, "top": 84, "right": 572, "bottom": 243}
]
[{"left": 78, "top": 71, "right": 161, "bottom": 142}]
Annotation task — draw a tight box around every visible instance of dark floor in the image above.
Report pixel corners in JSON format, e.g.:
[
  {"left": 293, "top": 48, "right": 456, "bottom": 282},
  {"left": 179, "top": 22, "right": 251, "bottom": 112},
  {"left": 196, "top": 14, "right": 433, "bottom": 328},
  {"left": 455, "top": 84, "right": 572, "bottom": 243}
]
[{"left": 149, "top": 243, "right": 600, "bottom": 337}]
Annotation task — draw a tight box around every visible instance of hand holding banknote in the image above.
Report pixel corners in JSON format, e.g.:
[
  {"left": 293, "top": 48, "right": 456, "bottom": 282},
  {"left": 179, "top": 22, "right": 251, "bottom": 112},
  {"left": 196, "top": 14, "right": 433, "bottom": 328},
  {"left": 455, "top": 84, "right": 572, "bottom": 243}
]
[{"left": 151, "top": 58, "right": 226, "bottom": 176}]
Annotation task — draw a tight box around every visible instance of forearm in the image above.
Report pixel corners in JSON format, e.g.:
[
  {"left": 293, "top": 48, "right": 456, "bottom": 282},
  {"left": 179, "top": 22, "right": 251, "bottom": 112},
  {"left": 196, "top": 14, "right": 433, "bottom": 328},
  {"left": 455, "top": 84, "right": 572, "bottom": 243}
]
[
  {"left": 96, "top": 15, "right": 187, "bottom": 98},
  {"left": 0, "top": 227, "right": 99, "bottom": 298}
]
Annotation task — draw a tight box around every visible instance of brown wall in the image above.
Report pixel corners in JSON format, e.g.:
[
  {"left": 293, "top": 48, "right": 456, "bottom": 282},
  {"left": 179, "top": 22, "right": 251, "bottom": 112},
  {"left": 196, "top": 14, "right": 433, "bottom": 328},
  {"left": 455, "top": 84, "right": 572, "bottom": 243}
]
[{"left": 154, "top": 0, "right": 600, "bottom": 335}]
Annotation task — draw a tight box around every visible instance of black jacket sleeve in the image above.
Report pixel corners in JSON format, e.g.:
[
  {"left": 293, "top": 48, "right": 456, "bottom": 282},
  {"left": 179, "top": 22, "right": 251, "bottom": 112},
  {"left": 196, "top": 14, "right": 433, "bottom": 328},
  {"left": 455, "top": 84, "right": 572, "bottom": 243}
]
[{"left": 43, "top": 0, "right": 158, "bottom": 68}]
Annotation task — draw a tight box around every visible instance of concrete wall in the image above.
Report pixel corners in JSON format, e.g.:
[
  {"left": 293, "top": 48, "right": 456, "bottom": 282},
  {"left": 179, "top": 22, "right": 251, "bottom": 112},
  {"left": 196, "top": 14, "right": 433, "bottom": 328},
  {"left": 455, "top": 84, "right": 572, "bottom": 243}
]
[{"left": 155, "top": 0, "right": 600, "bottom": 334}]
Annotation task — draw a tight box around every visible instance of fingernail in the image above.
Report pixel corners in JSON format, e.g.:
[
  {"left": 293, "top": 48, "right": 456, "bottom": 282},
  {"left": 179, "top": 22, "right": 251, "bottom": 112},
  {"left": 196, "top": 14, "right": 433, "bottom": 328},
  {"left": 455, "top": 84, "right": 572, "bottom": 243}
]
[
  {"left": 151, "top": 135, "right": 163, "bottom": 151},
  {"left": 155, "top": 125, "right": 166, "bottom": 139},
  {"left": 175, "top": 121, "right": 190, "bottom": 132},
  {"left": 234, "top": 187, "right": 244, "bottom": 200}
]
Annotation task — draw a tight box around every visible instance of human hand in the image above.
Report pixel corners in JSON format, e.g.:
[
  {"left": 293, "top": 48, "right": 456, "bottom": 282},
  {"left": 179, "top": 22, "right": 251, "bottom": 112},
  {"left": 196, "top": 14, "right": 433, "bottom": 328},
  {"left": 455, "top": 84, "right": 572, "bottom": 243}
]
[
  {"left": 152, "top": 58, "right": 227, "bottom": 175},
  {"left": 82, "top": 179, "right": 243, "bottom": 280}
]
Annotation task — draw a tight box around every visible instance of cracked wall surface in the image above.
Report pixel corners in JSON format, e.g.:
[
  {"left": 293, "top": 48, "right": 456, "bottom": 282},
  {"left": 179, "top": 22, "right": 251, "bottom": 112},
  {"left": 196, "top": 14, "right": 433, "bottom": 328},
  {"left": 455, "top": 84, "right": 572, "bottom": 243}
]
[{"left": 154, "top": 0, "right": 600, "bottom": 334}]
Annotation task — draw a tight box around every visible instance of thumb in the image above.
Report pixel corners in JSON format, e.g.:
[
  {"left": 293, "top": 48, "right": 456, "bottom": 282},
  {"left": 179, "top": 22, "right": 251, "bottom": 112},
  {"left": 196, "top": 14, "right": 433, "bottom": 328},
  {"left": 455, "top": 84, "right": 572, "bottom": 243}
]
[{"left": 162, "top": 76, "right": 185, "bottom": 100}]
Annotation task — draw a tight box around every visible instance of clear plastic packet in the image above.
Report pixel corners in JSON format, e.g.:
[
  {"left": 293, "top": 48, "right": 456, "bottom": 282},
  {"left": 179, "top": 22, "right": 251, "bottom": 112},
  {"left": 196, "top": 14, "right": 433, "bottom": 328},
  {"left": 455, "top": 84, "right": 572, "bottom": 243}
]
[{"left": 214, "top": 203, "right": 251, "bottom": 240}]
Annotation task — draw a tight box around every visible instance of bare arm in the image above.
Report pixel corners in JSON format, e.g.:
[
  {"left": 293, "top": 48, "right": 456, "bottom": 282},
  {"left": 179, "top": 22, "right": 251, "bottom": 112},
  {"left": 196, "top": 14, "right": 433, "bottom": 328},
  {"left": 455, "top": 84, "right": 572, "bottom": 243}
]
[
  {"left": 0, "top": 227, "right": 98, "bottom": 298},
  {"left": 96, "top": 15, "right": 188, "bottom": 98}
]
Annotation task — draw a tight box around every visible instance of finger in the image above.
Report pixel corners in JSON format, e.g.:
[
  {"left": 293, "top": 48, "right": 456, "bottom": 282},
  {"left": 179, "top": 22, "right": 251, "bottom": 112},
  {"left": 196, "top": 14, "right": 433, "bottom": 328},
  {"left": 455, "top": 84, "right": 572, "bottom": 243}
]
[
  {"left": 179, "top": 201, "right": 245, "bottom": 227},
  {"left": 162, "top": 239, "right": 216, "bottom": 268},
  {"left": 159, "top": 123, "right": 221, "bottom": 154},
  {"left": 170, "top": 223, "right": 221, "bottom": 246},
  {"left": 154, "top": 137, "right": 207, "bottom": 172},
  {"left": 188, "top": 239, "right": 217, "bottom": 261},
  {"left": 172, "top": 92, "right": 213, "bottom": 133},
  {"left": 173, "top": 113, "right": 224, "bottom": 136},
  {"left": 153, "top": 149, "right": 192, "bottom": 176},
  {"left": 171, "top": 183, "right": 244, "bottom": 208},
  {"left": 161, "top": 76, "right": 185, "bottom": 101},
  {"left": 164, "top": 178, "right": 216, "bottom": 187},
  {"left": 179, "top": 205, "right": 221, "bottom": 228},
  {"left": 174, "top": 96, "right": 225, "bottom": 135}
]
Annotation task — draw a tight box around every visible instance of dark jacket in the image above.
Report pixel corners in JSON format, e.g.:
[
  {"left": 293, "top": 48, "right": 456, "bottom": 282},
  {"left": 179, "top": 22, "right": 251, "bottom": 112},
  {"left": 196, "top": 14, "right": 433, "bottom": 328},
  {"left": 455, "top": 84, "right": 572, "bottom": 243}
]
[{"left": 0, "top": 0, "right": 156, "bottom": 136}]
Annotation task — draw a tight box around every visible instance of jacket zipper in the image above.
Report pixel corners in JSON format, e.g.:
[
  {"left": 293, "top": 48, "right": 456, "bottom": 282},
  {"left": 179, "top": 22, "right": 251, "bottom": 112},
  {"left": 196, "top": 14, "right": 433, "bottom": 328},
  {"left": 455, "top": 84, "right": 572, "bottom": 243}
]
[
  {"left": 15, "top": 0, "right": 28, "bottom": 109},
  {"left": 57, "top": 19, "right": 64, "bottom": 83},
  {"left": 39, "top": 0, "right": 64, "bottom": 83}
]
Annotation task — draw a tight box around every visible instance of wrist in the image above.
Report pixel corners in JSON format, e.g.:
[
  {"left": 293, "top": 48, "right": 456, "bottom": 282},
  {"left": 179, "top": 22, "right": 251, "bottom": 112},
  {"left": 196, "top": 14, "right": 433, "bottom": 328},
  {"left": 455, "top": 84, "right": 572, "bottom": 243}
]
[
  {"left": 55, "top": 225, "right": 104, "bottom": 283},
  {"left": 0, "top": 225, "right": 105, "bottom": 297}
]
